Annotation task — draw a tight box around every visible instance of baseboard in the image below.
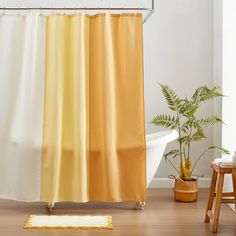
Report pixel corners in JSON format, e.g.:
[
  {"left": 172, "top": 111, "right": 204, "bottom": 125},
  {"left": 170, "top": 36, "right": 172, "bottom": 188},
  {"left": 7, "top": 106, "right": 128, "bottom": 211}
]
[{"left": 149, "top": 177, "right": 211, "bottom": 188}]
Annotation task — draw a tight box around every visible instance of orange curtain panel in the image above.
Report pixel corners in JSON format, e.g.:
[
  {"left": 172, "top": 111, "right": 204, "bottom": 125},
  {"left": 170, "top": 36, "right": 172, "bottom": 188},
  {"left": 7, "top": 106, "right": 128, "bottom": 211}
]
[{"left": 41, "top": 13, "right": 146, "bottom": 202}]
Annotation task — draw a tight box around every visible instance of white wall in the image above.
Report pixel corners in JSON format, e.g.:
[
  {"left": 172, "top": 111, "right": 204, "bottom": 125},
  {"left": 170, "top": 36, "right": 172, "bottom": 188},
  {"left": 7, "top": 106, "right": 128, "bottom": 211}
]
[
  {"left": 222, "top": 1, "right": 236, "bottom": 155},
  {"left": 144, "top": 0, "right": 214, "bottom": 179},
  {"left": 221, "top": 0, "right": 236, "bottom": 212},
  {"left": 0, "top": 0, "right": 215, "bottom": 179},
  {"left": 213, "top": 0, "right": 235, "bottom": 212},
  {"left": 213, "top": 0, "right": 222, "bottom": 152}
]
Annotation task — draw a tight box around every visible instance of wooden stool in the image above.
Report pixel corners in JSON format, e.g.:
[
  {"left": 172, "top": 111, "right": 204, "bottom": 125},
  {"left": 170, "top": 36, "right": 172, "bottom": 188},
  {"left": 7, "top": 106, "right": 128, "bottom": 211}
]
[{"left": 204, "top": 162, "right": 236, "bottom": 233}]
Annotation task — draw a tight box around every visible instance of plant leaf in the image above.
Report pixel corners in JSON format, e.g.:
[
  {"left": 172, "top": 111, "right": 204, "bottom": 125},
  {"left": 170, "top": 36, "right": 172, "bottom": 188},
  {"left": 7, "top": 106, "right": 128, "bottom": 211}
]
[
  {"left": 191, "top": 131, "right": 206, "bottom": 141},
  {"left": 192, "top": 86, "right": 223, "bottom": 103},
  {"left": 164, "top": 149, "right": 180, "bottom": 159},
  {"left": 178, "top": 135, "right": 191, "bottom": 143},
  {"left": 193, "top": 120, "right": 205, "bottom": 134},
  {"left": 179, "top": 100, "right": 199, "bottom": 117},
  {"left": 207, "top": 146, "right": 230, "bottom": 155},
  {"left": 151, "top": 114, "right": 177, "bottom": 129},
  {"left": 199, "top": 115, "right": 223, "bottom": 127},
  {"left": 181, "top": 119, "right": 194, "bottom": 133},
  {"left": 159, "top": 83, "right": 180, "bottom": 111}
]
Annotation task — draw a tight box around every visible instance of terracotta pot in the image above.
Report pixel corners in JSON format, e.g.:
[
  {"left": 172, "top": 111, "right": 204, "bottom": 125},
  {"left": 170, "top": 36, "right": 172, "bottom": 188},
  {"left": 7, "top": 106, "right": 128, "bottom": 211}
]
[{"left": 173, "top": 178, "right": 198, "bottom": 202}]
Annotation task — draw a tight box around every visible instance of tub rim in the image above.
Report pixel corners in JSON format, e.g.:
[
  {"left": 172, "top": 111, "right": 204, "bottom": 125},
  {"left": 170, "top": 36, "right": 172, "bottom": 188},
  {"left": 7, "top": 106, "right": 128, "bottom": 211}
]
[{"left": 146, "top": 129, "right": 179, "bottom": 148}]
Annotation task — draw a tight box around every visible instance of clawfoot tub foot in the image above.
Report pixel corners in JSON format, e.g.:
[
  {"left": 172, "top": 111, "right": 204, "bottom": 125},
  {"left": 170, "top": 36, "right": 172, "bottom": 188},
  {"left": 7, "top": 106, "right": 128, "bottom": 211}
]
[
  {"left": 47, "top": 202, "right": 55, "bottom": 212},
  {"left": 137, "top": 201, "right": 146, "bottom": 210}
]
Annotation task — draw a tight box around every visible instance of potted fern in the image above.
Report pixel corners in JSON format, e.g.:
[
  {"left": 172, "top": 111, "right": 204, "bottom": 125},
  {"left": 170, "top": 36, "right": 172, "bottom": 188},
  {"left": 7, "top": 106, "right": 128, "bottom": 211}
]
[{"left": 152, "top": 84, "right": 229, "bottom": 202}]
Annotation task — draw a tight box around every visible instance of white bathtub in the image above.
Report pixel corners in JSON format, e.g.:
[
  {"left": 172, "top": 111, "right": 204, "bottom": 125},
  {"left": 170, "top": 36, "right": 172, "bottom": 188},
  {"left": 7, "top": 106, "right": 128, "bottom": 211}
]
[{"left": 146, "top": 130, "right": 179, "bottom": 187}]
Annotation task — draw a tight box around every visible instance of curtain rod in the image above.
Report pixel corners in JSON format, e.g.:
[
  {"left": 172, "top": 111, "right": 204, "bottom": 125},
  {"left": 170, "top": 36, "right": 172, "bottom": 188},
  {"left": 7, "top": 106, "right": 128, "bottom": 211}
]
[{"left": 0, "top": 1, "right": 154, "bottom": 24}]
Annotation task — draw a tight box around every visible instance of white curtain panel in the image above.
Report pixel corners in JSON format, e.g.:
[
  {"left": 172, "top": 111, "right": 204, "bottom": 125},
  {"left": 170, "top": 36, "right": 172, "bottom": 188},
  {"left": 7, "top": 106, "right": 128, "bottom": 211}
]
[{"left": 0, "top": 14, "right": 46, "bottom": 201}]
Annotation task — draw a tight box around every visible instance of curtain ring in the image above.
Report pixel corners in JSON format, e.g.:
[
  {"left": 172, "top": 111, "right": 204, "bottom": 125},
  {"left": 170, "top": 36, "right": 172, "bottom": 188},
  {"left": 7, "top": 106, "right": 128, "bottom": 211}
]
[
  {"left": 74, "top": 6, "right": 76, "bottom": 15},
  {"left": 84, "top": 6, "right": 87, "bottom": 14}
]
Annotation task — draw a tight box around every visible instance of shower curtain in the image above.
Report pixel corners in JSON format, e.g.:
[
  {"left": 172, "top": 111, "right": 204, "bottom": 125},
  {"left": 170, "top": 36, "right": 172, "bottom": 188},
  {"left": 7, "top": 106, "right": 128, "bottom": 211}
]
[{"left": 0, "top": 13, "right": 146, "bottom": 202}]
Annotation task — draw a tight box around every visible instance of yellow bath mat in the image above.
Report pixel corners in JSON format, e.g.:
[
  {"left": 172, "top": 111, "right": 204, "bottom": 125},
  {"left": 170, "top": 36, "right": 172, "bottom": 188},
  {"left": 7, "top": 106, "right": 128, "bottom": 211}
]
[{"left": 24, "top": 215, "right": 112, "bottom": 229}]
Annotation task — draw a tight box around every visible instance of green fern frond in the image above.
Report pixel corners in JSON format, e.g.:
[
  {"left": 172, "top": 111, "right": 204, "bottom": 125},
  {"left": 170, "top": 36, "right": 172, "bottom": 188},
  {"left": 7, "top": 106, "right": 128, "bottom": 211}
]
[
  {"left": 159, "top": 83, "right": 180, "bottom": 111},
  {"left": 199, "top": 115, "right": 223, "bottom": 127},
  {"left": 164, "top": 149, "right": 180, "bottom": 159},
  {"left": 181, "top": 121, "right": 192, "bottom": 133},
  {"left": 179, "top": 100, "right": 199, "bottom": 117},
  {"left": 192, "top": 120, "right": 204, "bottom": 134},
  {"left": 178, "top": 135, "right": 191, "bottom": 143},
  {"left": 151, "top": 114, "right": 177, "bottom": 129},
  {"left": 192, "top": 86, "right": 223, "bottom": 103},
  {"left": 207, "top": 146, "right": 230, "bottom": 155},
  {"left": 191, "top": 131, "right": 206, "bottom": 141}
]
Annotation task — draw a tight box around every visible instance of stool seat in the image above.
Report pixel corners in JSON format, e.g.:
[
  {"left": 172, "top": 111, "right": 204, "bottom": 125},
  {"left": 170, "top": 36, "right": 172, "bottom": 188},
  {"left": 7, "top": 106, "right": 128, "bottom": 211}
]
[{"left": 204, "top": 162, "right": 236, "bottom": 233}]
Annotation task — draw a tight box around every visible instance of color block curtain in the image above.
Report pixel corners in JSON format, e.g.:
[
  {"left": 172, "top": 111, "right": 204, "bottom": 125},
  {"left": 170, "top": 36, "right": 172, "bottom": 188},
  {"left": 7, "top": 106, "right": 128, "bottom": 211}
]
[{"left": 0, "top": 13, "right": 146, "bottom": 202}]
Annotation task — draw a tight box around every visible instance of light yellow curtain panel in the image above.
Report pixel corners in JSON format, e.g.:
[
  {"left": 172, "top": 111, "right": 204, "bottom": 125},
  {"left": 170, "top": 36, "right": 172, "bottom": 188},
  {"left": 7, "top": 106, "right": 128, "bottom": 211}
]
[{"left": 41, "top": 13, "right": 146, "bottom": 202}]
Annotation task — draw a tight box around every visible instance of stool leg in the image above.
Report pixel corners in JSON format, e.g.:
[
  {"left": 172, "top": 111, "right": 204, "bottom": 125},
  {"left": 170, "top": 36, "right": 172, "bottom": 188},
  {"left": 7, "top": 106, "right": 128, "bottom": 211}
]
[
  {"left": 204, "top": 169, "right": 218, "bottom": 223},
  {"left": 212, "top": 173, "right": 224, "bottom": 233},
  {"left": 232, "top": 170, "right": 236, "bottom": 211}
]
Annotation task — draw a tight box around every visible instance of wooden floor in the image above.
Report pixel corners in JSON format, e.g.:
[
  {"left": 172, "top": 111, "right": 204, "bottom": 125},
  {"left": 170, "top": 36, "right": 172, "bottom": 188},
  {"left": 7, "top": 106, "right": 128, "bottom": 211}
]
[{"left": 0, "top": 189, "right": 235, "bottom": 236}]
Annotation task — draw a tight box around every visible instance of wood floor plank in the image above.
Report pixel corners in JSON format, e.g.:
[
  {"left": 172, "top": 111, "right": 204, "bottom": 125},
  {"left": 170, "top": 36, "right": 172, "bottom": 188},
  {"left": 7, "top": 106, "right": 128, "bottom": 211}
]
[{"left": 0, "top": 189, "right": 235, "bottom": 235}]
